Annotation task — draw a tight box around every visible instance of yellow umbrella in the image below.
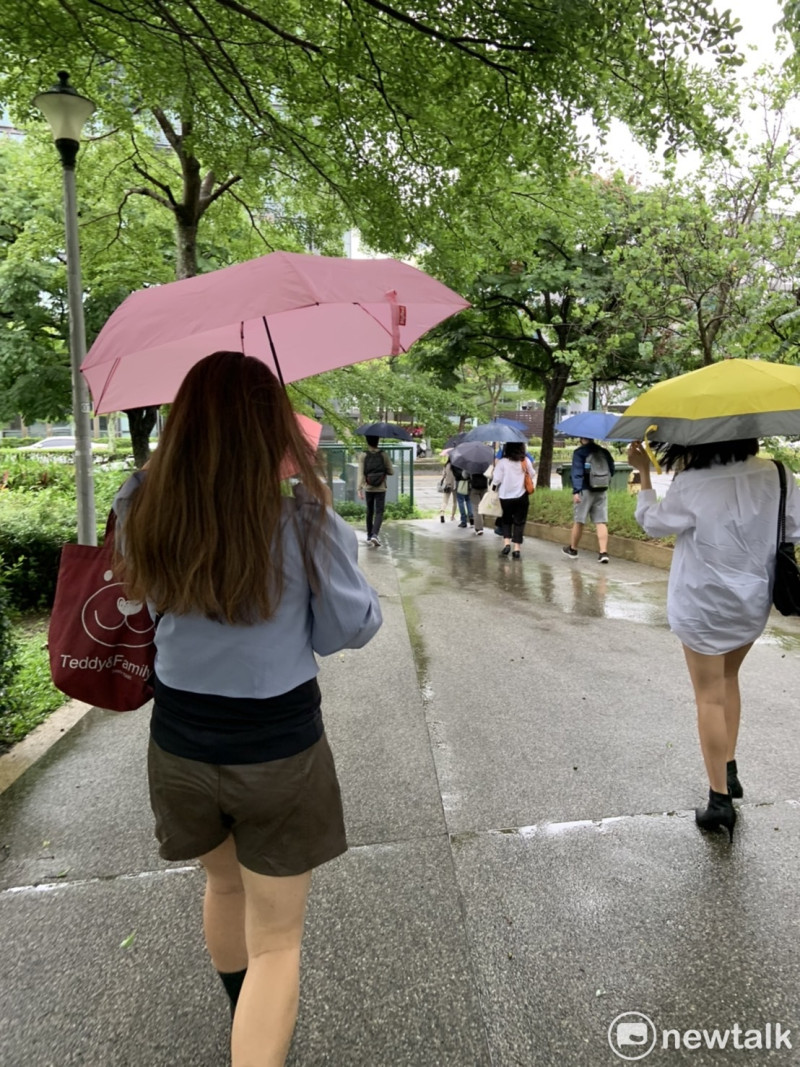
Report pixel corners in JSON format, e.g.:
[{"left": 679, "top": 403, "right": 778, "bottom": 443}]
[{"left": 609, "top": 359, "right": 800, "bottom": 447}]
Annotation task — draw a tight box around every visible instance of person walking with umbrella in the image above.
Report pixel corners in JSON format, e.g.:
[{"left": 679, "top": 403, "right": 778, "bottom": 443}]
[
  {"left": 491, "top": 441, "right": 535, "bottom": 559},
  {"left": 561, "top": 436, "right": 616, "bottom": 564},
  {"left": 614, "top": 359, "right": 800, "bottom": 841},
  {"left": 628, "top": 436, "right": 800, "bottom": 842},
  {"left": 113, "top": 352, "right": 381, "bottom": 1066}
]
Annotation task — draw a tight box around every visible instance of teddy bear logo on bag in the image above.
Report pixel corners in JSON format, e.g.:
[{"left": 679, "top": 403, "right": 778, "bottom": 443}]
[{"left": 81, "top": 569, "right": 155, "bottom": 649}]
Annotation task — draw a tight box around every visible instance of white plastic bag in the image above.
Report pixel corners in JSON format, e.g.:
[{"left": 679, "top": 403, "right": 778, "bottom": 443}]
[{"left": 478, "top": 487, "right": 502, "bottom": 517}]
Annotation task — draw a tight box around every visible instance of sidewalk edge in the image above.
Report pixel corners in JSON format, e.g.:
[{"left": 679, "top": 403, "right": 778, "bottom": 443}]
[{"left": 0, "top": 698, "right": 95, "bottom": 795}]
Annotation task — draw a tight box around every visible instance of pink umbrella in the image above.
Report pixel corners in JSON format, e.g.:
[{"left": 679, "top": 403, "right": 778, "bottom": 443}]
[{"left": 82, "top": 251, "right": 469, "bottom": 414}]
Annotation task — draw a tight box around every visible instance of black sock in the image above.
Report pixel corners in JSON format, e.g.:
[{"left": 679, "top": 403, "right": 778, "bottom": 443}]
[{"left": 217, "top": 968, "right": 247, "bottom": 1017}]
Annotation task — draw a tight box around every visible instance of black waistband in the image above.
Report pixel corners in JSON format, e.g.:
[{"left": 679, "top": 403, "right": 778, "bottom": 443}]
[{"left": 151, "top": 674, "right": 323, "bottom": 765}]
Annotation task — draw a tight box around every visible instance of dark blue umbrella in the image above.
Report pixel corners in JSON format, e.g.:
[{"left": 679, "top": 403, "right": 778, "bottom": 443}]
[
  {"left": 449, "top": 442, "right": 494, "bottom": 473},
  {"left": 444, "top": 431, "right": 469, "bottom": 449},
  {"left": 496, "top": 417, "right": 527, "bottom": 431},
  {"left": 556, "top": 412, "right": 630, "bottom": 440},
  {"left": 462, "top": 421, "right": 527, "bottom": 443},
  {"left": 356, "top": 421, "right": 413, "bottom": 441}
]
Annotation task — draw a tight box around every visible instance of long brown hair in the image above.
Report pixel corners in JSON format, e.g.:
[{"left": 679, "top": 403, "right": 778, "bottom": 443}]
[{"left": 120, "top": 351, "right": 328, "bottom": 623}]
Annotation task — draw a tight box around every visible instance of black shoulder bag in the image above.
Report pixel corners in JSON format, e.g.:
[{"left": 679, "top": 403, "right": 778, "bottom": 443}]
[{"left": 771, "top": 459, "right": 800, "bottom": 616}]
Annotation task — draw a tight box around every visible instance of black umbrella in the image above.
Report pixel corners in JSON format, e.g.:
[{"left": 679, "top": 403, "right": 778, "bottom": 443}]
[
  {"left": 356, "top": 421, "right": 413, "bottom": 441},
  {"left": 449, "top": 442, "right": 494, "bottom": 473},
  {"left": 462, "top": 421, "right": 527, "bottom": 443}
]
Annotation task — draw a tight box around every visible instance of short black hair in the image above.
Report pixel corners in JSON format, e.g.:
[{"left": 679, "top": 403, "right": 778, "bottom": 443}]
[
  {"left": 503, "top": 441, "right": 526, "bottom": 460},
  {"left": 654, "top": 438, "right": 758, "bottom": 473},
  {"left": 365, "top": 435, "right": 380, "bottom": 449}
]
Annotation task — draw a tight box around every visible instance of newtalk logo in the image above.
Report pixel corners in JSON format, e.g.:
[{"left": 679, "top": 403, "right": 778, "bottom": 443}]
[{"left": 608, "top": 1013, "right": 792, "bottom": 1061}]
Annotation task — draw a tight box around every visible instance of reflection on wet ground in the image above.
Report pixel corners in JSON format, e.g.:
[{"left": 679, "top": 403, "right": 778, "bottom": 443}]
[{"left": 388, "top": 520, "right": 800, "bottom": 650}]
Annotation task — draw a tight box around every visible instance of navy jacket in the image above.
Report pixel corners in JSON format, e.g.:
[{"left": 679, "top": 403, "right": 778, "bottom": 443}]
[{"left": 569, "top": 442, "right": 615, "bottom": 493}]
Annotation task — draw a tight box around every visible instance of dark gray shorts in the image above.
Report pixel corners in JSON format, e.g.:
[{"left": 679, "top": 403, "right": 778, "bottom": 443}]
[{"left": 147, "top": 734, "right": 347, "bottom": 876}]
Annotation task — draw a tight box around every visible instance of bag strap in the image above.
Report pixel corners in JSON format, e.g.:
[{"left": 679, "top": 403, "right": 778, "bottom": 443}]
[
  {"left": 102, "top": 508, "right": 118, "bottom": 549},
  {"left": 773, "top": 459, "right": 787, "bottom": 548}
]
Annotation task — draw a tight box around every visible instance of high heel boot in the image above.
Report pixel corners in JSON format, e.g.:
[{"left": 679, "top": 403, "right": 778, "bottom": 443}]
[
  {"left": 695, "top": 789, "right": 736, "bottom": 842},
  {"left": 727, "top": 759, "right": 743, "bottom": 800}
]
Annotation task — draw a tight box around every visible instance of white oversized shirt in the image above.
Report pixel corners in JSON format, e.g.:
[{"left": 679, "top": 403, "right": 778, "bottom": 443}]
[
  {"left": 635, "top": 456, "right": 800, "bottom": 654},
  {"left": 491, "top": 456, "right": 535, "bottom": 500}
]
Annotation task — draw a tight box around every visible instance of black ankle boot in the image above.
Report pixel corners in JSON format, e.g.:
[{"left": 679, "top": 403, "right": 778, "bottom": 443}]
[
  {"left": 695, "top": 789, "right": 736, "bottom": 842},
  {"left": 727, "top": 759, "right": 743, "bottom": 800}
]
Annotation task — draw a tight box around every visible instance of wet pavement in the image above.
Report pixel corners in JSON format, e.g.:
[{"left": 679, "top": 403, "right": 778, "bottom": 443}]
[{"left": 2, "top": 519, "right": 800, "bottom": 1066}]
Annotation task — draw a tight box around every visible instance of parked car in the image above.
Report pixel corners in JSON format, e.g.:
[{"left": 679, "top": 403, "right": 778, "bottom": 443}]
[{"left": 19, "top": 436, "right": 108, "bottom": 452}]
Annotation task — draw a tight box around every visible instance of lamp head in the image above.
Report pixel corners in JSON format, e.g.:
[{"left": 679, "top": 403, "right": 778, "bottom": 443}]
[{"left": 33, "top": 72, "right": 95, "bottom": 148}]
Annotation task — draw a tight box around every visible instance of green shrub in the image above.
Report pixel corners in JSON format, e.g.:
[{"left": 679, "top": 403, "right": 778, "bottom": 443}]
[
  {"left": 334, "top": 500, "right": 366, "bottom": 520},
  {"left": 530, "top": 486, "right": 674, "bottom": 544},
  {"left": 1, "top": 614, "right": 64, "bottom": 748},
  {"left": 0, "top": 491, "right": 77, "bottom": 611},
  {"left": 0, "top": 573, "right": 19, "bottom": 719},
  {"left": 0, "top": 470, "right": 129, "bottom": 612},
  {"left": 385, "top": 494, "right": 422, "bottom": 519}
]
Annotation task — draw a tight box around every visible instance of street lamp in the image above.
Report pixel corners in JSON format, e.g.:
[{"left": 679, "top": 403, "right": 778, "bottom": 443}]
[{"left": 33, "top": 71, "right": 97, "bottom": 546}]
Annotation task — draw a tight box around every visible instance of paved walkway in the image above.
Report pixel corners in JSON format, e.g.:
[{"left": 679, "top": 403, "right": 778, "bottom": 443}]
[{"left": 2, "top": 521, "right": 799, "bottom": 1066}]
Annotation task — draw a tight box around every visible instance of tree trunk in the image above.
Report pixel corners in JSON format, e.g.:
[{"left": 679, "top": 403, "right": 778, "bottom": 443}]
[
  {"left": 176, "top": 218, "right": 199, "bottom": 281},
  {"left": 126, "top": 406, "right": 158, "bottom": 469},
  {"left": 537, "top": 362, "right": 571, "bottom": 489}
]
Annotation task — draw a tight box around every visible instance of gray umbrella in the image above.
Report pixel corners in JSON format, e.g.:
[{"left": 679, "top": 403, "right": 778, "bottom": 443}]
[
  {"left": 449, "top": 442, "right": 494, "bottom": 473},
  {"left": 462, "top": 421, "right": 527, "bottom": 443}
]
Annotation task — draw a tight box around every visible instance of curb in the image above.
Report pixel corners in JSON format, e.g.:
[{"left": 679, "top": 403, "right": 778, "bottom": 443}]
[
  {"left": 0, "top": 697, "right": 95, "bottom": 795},
  {"left": 524, "top": 522, "right": 674, "bottom": 570}
]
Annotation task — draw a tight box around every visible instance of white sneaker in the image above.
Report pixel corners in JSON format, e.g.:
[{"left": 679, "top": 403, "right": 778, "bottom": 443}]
[{"left": 371, "top": 536, "right": 381, "bottom": 547}]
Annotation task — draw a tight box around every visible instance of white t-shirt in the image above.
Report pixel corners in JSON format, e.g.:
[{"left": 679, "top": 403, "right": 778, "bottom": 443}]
[
  {"left": 491, "top": 456, "right": 535, "bottom": 500},
  {"left": 635, "top": 456, "right": 800, "bottom": 654}
]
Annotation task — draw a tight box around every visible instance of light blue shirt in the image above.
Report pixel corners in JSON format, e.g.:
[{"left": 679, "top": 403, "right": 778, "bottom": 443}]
[{"left": 114, "top": 475, "right": 382, "bottom": 698}]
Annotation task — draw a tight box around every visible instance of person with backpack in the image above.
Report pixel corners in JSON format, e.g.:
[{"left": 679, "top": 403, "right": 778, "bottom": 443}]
[
  {"left": 357, "top": 435, "right": 394, "bottom": 547},
  {"left": 562, "top": 436, "right": 615, "bottom": 563},
  {"left": 468, "top": 467, "right": 489, "bottom": 535}
]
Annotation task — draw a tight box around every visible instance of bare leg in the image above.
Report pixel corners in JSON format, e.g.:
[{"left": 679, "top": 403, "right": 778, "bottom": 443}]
[
  {"left": 198, "top": 836, "right": 247, "bottom": 973},
  {"left": 723, "top": 642, "right": 753, "bottom": 760},
  {"left": 570, "top": 522, "right": 584, "bottom": 551},
  {"left": 596, "top": 522, "right": 609, "bottom": 553},
  {"left": 683, "top": 645, "right": 736, "bottom": 794},
  {"left": 231, "top": 867, "right": 312, "bottom": 1067}
]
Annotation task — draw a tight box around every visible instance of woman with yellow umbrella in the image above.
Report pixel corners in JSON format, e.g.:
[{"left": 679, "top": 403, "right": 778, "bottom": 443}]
[{"left": 618, "top": 361, "right": 800, "bottom": 842}]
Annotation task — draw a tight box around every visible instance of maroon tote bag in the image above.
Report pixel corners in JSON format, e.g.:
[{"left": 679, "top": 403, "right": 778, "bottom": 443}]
[{"left": 48, "top": 511, "right": 155, "bottom": 711}]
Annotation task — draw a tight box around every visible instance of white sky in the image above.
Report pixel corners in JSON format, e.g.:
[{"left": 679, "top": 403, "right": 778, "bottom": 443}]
[{"left": 591, "top": 0, "right": 790, "bottom": 182}]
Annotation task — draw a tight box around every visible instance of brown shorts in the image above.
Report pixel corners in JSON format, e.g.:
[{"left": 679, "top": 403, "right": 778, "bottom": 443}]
[{"left": 147, "top": 734, "right": 347, "bottom": 876}]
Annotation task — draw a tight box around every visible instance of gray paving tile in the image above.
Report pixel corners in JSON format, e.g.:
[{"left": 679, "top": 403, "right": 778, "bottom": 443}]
[
  {"left": 450, "top": 803, "right": 800, "bottom": 1066},
  {"left": 289, "top": 837, "right": 491, "bottom": 1067}
]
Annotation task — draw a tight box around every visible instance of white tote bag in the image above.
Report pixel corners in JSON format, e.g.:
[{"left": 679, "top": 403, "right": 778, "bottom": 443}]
[{"left": 478, "top": 487, "right": 502, "bottom": 517}]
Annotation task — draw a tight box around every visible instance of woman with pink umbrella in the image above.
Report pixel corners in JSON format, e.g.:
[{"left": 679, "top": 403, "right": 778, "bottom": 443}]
[{"left": 113, "top": 352, "right": 381, "bottom": 1066}]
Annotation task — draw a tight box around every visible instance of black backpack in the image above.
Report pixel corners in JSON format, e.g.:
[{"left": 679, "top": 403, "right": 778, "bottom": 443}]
[
  {"left": 363, "top": 450, "right": 387, "bottom": 487},
  {"left": 470, "top": 472, "right": 488, "bottom": 491}
]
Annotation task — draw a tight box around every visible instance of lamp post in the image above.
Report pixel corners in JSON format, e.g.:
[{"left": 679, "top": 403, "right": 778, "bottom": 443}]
[{"left": 33, "top": 71, "right": 97, "bottom": 545}]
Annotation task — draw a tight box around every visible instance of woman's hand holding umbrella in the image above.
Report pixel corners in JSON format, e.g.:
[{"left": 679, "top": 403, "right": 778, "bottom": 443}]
[{"left": 627, "top": 442, "right": 652, "bottom": 490}]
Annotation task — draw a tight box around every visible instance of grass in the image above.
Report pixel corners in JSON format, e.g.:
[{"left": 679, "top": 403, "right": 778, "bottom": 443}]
[
  {"left": 1, "top": 612, "right": 64, "bottom": 752},
  {"left": 531, "top": 487, "right": 675, "bottom": 544}
]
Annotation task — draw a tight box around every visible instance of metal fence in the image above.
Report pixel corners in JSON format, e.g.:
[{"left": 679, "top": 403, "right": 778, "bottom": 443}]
[{"left": 318, "top": 442, "right": 416, "bottom": 508}]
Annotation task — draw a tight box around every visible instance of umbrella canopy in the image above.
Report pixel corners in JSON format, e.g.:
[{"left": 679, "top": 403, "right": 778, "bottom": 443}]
[
  {"left": 462, "top": 421, "right": 527, "bottom": 444},
  {"left": 449, "top": 442, "right": 494, "bottom": 473},
  {"left": 355, "top": 422, "right": 413, "bottom": 441},
  {"left": 556, "top": 411, "right": 630, "bottom": 440},
  {"left": 609, "top": 360, "right": 800, "bottom": 445},
  {"left": 495, "top": 417, "right": 527, "bottom": 431},
  {"left": 82, "top": 251, "right": 470, "bottom": 414},
  {"left": 444, "top": 431, "right": 469, "bottom": 449}
]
